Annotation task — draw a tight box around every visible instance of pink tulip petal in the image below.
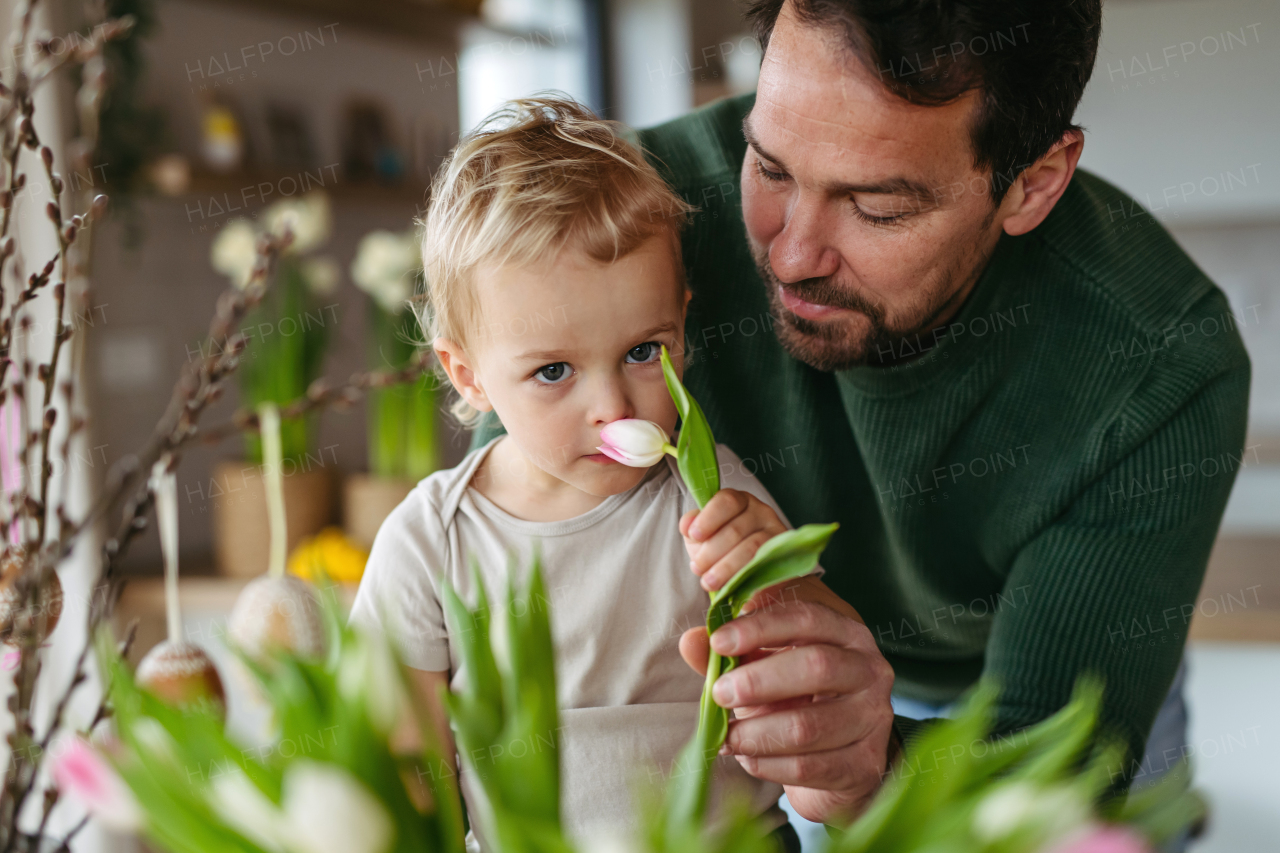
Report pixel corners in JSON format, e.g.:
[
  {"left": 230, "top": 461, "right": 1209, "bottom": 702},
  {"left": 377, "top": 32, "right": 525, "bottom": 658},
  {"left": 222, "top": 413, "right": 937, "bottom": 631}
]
[
  {"left": 596, "top": 444, "right": 634, "bottom": 464},
  {"left": 1052, "top": 827, "right": 1152, "bottom": 853},
  {"left": 51, "top": 737, "right": 141, "bottom": 832}
]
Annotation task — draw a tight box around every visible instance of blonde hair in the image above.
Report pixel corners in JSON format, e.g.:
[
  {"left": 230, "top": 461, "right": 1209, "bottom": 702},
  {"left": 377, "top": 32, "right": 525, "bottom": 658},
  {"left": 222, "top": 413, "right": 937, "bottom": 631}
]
[{"left": 418, "top": 94, "right": 696, "bottom": 427}]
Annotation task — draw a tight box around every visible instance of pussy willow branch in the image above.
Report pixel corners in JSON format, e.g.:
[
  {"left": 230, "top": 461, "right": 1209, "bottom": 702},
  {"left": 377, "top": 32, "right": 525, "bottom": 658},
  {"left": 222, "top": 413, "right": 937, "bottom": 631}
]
[
  {"left": 196, "top": 351, "right": 437, "bottom": 447},
  {"left": 0, "top": 5, "right": 138, "bottom": 847}
]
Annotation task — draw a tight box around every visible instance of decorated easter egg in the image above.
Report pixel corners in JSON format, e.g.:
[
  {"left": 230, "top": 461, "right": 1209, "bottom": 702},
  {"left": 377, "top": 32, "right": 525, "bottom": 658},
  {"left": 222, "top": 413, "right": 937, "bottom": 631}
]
[
  {"left": 0, "top": 551, "right": 64, "bottom": 646},
  {"left": 227, "top": 575, "right": 326, "bottom": 661},
  {"left": 136, "top": 640, "right": 226, "bottom": 713}
]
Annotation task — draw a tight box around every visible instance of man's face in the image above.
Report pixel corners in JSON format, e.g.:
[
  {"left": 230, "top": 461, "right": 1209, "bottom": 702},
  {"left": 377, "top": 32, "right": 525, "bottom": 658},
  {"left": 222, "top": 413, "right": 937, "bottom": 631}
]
[{"left": 741, "top": 2, "right": 1007, "bottom": 370}]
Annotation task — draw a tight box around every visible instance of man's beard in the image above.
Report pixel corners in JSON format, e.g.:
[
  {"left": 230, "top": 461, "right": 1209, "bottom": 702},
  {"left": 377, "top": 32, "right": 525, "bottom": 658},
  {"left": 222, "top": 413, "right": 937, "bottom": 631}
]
[{"left": 751, "top": 239, "right": 985, "bottom": 372}]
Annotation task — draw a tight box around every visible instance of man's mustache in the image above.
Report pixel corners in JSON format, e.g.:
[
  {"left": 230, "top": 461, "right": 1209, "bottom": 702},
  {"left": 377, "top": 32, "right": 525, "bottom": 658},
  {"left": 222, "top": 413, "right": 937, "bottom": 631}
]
[{"left": 751, "top": 239, "right": 884, "bottom": 321}]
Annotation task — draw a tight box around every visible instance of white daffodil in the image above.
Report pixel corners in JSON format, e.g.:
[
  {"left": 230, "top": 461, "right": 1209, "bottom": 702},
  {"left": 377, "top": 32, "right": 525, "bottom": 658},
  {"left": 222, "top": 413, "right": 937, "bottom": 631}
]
[
  {"left": 280, "top": 761, "right": 394, "bottom": 853},
  {"left": 264, "top": 193, "right": 332, "bottom": 254},
  {"left": 350, "top": 230, "right": 420, "bottom": 314},
  {"left": 301, "top": 256, "right": 340, "bottom": 297},
  {"left": 49, "top": 736, "right": 142, "bottom": 833},
  {"left": 211, "top": 219, "right": 259, "bottom": 290},
  {"left": 597, "top": 419, "right": 675, "bottom": 467},
  {"left": 210, "top": 768, "right": 288, "bottom": 853}
]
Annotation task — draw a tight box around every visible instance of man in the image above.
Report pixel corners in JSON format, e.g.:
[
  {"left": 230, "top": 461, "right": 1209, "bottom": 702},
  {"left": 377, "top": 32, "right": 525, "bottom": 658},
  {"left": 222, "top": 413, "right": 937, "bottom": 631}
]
[{"left": 471, "top": 0, "right": 1250, "bottom": 832}]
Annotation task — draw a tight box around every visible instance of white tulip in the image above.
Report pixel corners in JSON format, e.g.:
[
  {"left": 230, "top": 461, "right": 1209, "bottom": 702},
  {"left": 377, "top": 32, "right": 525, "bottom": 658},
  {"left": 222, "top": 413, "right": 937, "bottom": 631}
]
[
  {"left": 211, "top": 219, "right": 259, "bottom": 289},
  {"left": 210, "top": 768, "right": 288, "bottom": 853},
  {"left": 972, "top": 782, "right": 1089, "bottom": 844},
  {"left": 280, "top": 761, "right": 395, "bottom": 853},
  {"left": 337, "top": 629, "right": 410, "bottom": 735},
  {"left": 130, "top": 716, "right": 178, "bottom": 766},
  {"left": 597, "top": 419, "right": 675, "bottom": 467}
]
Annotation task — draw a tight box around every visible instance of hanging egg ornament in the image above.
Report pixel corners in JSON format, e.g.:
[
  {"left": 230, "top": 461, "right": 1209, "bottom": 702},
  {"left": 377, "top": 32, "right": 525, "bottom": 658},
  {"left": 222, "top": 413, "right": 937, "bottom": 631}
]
[
  {"left": 0, "top": 551, "right": 64, "bottom": 645},
  {"left": 136, "top": 640, "right": 226, "bottom": 713},
  {"left": 227, "top": 574, "right": 326, "bottom": 662}
]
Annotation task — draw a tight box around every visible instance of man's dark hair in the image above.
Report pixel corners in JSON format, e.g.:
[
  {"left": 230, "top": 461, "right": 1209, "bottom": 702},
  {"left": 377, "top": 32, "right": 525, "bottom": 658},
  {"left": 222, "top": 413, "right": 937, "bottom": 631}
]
[{"left": 745, "top": 0, "right": 1102, "bottom": 203}]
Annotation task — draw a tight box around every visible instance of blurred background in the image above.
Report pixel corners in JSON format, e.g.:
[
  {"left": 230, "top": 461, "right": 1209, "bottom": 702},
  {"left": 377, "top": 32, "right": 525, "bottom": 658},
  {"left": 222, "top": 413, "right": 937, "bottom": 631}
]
[{"left": 45, "top": 0, "right": 1277, "bottom": 849}]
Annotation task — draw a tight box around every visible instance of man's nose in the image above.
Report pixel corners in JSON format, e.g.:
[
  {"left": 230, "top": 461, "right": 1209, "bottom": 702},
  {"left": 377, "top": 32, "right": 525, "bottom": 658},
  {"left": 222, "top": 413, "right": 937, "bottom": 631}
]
[{"left": 770, "top": 195, "right": 841, "bottom": 284}]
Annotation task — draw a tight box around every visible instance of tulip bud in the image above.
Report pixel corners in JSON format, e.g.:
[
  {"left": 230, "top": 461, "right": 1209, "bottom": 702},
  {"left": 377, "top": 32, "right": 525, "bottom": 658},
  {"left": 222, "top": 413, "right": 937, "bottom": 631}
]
[
  {"left": 597, "top": 418, "right": 675, "bottom": 467},
  {"left": 49, "top": 736, "right": 142, "bottom": 832}
]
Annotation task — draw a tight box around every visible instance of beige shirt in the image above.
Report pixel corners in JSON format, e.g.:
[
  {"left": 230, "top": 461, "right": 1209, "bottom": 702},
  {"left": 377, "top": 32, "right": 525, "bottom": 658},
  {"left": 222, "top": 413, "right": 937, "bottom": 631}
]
[{"left": 349, "top": 436, "right": 802, "bottom": 847}]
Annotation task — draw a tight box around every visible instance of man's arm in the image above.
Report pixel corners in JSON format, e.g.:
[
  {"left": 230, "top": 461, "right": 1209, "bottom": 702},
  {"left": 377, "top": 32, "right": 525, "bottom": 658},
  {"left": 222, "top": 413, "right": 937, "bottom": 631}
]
[
  {"left": 982, "top": 361, "right": 1249, "bottom": 781},
  {"left": 678, "top": 353, "right": 1249, "bottom": 823}
]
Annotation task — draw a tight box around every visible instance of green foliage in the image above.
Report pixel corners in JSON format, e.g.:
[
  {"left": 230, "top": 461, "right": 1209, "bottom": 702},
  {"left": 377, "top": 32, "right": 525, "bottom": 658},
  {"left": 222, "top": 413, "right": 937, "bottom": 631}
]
[
  {"left": 94, "top": 0, "right": 171, "bottom": 245},
  {"left": 99, "top": 584, "right": 465, "bottom": 853},
  {"left": 239, "top": 258, "right": 332, "bottom": 463},
  {"left": 367, "top": 304, "right": 436, "bottom": 480},
  {"left": 440, "top": 557, "right": 573, "bottom": 853},
  {"left": 103, "top": 567, "right": 1202, "bottom": 853},
  {"left": 829, "top": 678, "right": 1204, "bottom": 853},
  {"left": 660, "top": 345, "right": 719, "bottom": 508}
]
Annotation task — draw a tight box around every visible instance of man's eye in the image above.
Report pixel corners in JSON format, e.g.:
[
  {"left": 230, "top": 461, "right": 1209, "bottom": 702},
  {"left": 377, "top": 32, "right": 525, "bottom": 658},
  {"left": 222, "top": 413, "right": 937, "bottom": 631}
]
[
  {"left": 626, "top": 342, "right": 661, "bottom": 364},
  {"left": 534, "top": 363, "right": 573, "bottom": 384},
  {"left": 755, "top": 159, "right": 787, "bottom": 182}
]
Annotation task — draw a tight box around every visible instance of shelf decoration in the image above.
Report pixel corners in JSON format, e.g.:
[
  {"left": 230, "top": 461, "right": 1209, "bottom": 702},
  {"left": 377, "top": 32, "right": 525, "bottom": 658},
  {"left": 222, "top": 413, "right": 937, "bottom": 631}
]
[
  {"left": 211, "top": 191, "right": 337, "bottom": 466},
  {"left": 344, "top": 228, "right": 436, "bottom": 549},
  {"left": 227, "top": 403, "right": 326, "bottom": 662},
  {"left": 134, "top": 456, "right": 225, "bottom": 713},
  {"left": 210, "top": 193, "right": 339, "bottom": 576}
]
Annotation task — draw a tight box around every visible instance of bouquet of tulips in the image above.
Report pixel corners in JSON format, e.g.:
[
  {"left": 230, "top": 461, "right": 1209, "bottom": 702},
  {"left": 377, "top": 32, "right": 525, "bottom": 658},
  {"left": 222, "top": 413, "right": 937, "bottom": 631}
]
[{"left": 53, "top": 351, "right": 1200, "bottom": 853}]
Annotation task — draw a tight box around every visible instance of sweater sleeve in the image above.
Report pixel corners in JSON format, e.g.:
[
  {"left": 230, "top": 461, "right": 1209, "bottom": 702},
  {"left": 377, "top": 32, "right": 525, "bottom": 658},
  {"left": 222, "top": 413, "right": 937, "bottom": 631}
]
[{"left": 980, "top": 360, "right": 1250, "bottom": 785}]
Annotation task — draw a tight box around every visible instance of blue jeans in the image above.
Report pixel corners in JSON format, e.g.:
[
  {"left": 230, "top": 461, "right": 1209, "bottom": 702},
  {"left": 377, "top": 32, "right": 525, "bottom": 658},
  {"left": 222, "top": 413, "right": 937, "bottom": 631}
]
[{"left": 779, "top": 659, "right": 1191, "bottom": 853}]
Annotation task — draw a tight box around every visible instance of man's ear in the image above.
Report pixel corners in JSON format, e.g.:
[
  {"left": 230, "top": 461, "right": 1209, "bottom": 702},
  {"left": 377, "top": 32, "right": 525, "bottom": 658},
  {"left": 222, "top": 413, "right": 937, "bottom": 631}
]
[
  {"left": 432, "top": 337, "right": 493, "bottom": 413},
  {"left": 999, "top": 129, "right": 1085, "bottom": 237}
]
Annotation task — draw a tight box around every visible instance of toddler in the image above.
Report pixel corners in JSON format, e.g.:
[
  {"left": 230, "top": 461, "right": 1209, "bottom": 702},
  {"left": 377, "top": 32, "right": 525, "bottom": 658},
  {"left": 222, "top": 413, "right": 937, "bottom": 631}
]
[{"left": 349, "top": 97, "right": 823, "bottom": 850}]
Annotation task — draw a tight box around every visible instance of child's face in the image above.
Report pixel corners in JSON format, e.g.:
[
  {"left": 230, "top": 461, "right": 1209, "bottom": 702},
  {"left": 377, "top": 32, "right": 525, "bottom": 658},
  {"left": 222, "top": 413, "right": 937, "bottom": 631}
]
[{"left": 446, "top": 234, "right": 689, "bottom": 497}]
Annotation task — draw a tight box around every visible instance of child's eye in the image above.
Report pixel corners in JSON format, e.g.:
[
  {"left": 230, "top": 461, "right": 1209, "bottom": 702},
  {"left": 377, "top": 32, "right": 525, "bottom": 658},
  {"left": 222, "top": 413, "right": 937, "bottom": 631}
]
[
  {"left": 534, "top": 362, "right": 573, "bottom": 384},
  {"left": 626, "top": 342, "right": 661, "bottom": 364}
]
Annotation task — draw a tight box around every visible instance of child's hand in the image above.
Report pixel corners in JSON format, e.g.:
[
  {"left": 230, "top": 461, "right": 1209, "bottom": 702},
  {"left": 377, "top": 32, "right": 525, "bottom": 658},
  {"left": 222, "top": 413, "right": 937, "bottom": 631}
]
[{"left": 680, "top": 489, "right": 788, "bottom": 592}]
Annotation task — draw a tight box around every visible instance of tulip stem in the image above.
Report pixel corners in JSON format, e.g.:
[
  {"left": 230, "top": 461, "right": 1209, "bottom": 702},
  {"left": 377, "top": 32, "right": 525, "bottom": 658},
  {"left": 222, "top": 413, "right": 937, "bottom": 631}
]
[{"left": 663, "top": 444, "right": 677, "bottom": 458}]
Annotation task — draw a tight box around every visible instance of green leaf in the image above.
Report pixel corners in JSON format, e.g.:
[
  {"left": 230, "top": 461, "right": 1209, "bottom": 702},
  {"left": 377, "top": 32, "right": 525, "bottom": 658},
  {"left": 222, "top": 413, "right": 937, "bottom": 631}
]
[
  {"left": 440, "top": 557, "right": 571, "bottom": 853},
  {"left": 663, "top": 522, "right": 839, "bottom": 844},
  {"left": 660, "top": 344, "right": 719, "bottom": 507},
  {"left": 708, "top": 523, "right": 840, "bottom": 632}
]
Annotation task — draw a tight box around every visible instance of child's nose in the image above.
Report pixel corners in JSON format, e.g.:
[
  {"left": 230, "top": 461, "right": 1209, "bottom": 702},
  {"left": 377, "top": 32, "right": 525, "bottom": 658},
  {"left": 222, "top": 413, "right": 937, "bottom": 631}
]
[{"left": 587, "top": 378, "right": 634, "bottom": 426}]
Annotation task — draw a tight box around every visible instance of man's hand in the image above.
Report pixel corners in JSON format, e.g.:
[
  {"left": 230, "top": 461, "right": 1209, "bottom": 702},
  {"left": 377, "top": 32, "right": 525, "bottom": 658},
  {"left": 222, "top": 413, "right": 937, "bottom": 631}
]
[
  {"left": 679, "top": 488, "right": 788, "bottom": 591},
  {"left": 678, "top": 575, "right": 896, "bottom": 826}
]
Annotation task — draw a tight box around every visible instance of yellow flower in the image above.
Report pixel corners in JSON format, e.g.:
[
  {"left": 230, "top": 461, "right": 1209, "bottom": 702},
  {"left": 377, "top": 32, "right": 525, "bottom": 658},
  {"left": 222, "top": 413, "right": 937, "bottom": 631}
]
[{"left": 288, "top": 527, "right": 369, "bottom": 585}]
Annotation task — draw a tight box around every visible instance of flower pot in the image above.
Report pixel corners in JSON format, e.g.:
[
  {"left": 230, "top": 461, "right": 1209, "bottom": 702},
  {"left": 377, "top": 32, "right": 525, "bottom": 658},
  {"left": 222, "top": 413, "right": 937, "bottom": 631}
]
[
  {"left": 211, "top": 460, "right": 336, "bottom": 577},
  {"left": 343, "top": 473, "right": 416, "bottom": 550}
]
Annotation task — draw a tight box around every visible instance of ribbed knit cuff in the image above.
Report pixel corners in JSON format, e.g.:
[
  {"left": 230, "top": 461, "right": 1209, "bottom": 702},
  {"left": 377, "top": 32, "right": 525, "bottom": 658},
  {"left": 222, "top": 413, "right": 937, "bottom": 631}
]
[{"left": 891, "top": 714, "right": 940, "bottom": 751}]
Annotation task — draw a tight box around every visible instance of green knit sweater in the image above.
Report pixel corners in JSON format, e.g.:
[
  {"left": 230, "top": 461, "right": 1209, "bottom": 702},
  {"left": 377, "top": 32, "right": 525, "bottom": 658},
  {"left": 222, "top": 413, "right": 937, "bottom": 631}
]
[{"left": 469, "top": 93, "right": 1251, "bottom": 780}]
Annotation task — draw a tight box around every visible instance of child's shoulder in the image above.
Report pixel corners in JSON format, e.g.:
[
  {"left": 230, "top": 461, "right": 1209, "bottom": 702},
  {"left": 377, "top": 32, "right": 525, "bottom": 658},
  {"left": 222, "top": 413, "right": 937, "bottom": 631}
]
[{"left": 375, "top": 438, "right": 498, "bottom": 547}]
